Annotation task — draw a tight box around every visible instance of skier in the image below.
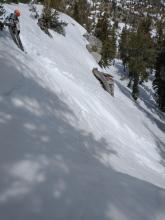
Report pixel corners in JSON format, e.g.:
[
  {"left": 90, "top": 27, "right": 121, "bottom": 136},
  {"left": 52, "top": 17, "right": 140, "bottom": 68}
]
[
  {"left": 5, "top": 9, "right": 24, "bottom": 51},
  {"left": 5, "top": 9, "right": 21, "bottom": 35}
]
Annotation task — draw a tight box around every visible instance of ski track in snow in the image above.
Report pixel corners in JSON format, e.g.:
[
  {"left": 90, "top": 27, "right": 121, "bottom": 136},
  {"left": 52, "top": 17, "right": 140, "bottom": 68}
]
[{"left": 0, "top": 3, "right": 165, "bottom": 220}]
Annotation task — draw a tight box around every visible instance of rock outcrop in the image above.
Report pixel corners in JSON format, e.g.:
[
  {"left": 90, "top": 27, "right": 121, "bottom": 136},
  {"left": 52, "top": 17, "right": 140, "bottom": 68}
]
[{"left": 84, "top": 33, "right": 102, "bottom": 63}]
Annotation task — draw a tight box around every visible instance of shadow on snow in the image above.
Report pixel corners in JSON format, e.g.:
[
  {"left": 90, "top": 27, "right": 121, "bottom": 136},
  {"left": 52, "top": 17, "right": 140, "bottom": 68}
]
[{"left": 0, "top": 33, "right": 165, "bottom": 220}]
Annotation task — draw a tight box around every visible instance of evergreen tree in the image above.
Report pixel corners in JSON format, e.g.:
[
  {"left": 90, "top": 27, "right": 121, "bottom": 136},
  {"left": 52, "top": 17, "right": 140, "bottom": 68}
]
[
  {"left": 155, "top": 20, "right": 165, "bottom": 50},
  {"left": 119, "top": 26, "right": 129, "bottom": 72},
  {"left": 153, "top": 41, "right": 165, "bottom": 111},
  {"left": 71, "top": 0, "right": 91, "bottom": 31},
  {"left": 72, "top": 1, "right": 80, "bottom": 23},
  {"left": 108, "top": 25, "right": 116, "bottom": 61},
  {"left": 95, "top": 12, "right": 116, "bottom": 67},
  {"left": 124, "top": 17, "right": 156, "bottom": 100},
  {"left": 137, "top": 18, "right": 156, "bottom": 81},
  {"left": 50, "top": 0, "right": 66, "bottom": 11},
  {"left": 127, "top": 29, "right": 147, "bottom": 100},
  {"left": 95, "top": 12, "right": 109, "bottom": 42}
]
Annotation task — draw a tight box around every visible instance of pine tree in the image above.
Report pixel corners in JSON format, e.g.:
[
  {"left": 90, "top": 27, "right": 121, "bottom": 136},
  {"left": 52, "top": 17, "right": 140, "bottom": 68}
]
[
  {"left": 95, "top": 12, "right": 109, "bottom": 42},
  {"left": 108, "top": 25, "right": 116, "bottom": 61},
  {"left": 153, "top": 41, "right": 165, "bottom": 111},
  {"left": 155, "top": 20, "right": 165, "bottom": 50},
  {"left": 97, "top": 13, "right": 109, "bottom": 67},
  {"left": 50, "top": 0, "right": 66, "bottom": 11},
  {"left": 125, "top": 17, "right": 156, "bottom": 100},
  {"left": 100, "top": 40, "right": 112, "bottom": 67},
  {"left": 127, "top": 30, "right": 146, "bottom": 99},
  {"left": 95, "top": 12, "right": 116, "bottom": 67},
  {"left": 71, "top": 0, "right": 91, "bottom": 31},
  {"left": 119, "top": 26, "right": 129, "bottom": 72},
  {"left": 72, "top": 1, "right": 80, "bottom": 23}
]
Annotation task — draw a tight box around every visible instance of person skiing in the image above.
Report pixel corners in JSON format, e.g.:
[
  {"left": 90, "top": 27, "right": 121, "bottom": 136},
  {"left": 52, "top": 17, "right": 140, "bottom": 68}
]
[
  {"left": 4, "top": 9, "right": 24, "bottom": 51},
  {"left": 5, "top": 9, "right": 21, "bottom": 34}
]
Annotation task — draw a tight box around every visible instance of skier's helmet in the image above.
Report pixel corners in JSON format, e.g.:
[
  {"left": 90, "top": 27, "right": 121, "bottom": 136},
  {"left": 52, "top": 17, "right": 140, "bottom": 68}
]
[{"left": 14, "top": 9, "right": 21, "bottom": 17}]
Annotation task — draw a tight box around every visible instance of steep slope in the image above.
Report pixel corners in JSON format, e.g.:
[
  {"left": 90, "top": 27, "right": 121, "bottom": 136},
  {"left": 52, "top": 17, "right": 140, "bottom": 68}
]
[{"left": 0, "top": 4, "right": 165, "bottom": 220}]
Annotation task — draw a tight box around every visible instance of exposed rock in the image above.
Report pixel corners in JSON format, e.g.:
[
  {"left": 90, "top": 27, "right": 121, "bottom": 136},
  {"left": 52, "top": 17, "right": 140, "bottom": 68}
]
[
  {"left": 92, "top": 68, "right": 114, "bottom": 96},
  {"left": 84, "top": 32, "right": 102, "bottom": 63}
]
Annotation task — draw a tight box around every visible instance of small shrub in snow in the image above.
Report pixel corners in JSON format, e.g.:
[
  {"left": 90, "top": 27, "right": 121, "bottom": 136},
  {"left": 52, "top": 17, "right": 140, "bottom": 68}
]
[
  {"left": 38, "top": 6, "right": 67, "bottom": 36},
  {"left": 29, "top": 1, "right": 39, "bottom": 19},
  {"left": 49, "top": 10, "right": 67, "bottom": 36}
]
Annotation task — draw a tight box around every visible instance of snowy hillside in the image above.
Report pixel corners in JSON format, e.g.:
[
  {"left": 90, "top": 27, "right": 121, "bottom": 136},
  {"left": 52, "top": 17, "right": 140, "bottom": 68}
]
[{"left": 0, "top": 4, "right": 165, "bottom": 220}]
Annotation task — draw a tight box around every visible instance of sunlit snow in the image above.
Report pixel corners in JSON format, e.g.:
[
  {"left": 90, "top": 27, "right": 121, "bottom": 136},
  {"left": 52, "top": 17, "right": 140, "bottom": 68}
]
[{"left": 0, "top": 3, "right": 165, "bottom": 220}]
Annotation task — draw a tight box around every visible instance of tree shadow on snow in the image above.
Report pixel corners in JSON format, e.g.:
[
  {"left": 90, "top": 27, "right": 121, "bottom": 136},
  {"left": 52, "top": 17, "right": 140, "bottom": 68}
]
[
  {"left": 139, "top": 84, "right": 164, "bottom": 117},
  {"left": 0, "top": 29, "right": 21, "bottom": 52},
  {"left": 0, "top": 43, "right": 165, "bottom": 220},
  {"left": 115, "top": 80, "right": 131, "bottom": 99},
  {"left": 143, "top": 124, "right": 165, "bottom": 163},
  {"left": 113, "top": 64, "right": 165, "bottom": 133},
  {"left": 136, "top": 102, "right": 165, "bottom": 133}
]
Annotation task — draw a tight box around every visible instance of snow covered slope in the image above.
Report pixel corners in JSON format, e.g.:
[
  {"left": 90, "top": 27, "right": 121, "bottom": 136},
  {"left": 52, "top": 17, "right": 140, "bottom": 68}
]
[{"left": 0, "top": 4, "right": 165, "bottom": 220}]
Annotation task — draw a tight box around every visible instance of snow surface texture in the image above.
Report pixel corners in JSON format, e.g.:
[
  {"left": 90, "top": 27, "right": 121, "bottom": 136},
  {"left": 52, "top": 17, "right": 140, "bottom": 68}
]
[{"left": 0, "top": 4, "right": 165, "bottom": 220}]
